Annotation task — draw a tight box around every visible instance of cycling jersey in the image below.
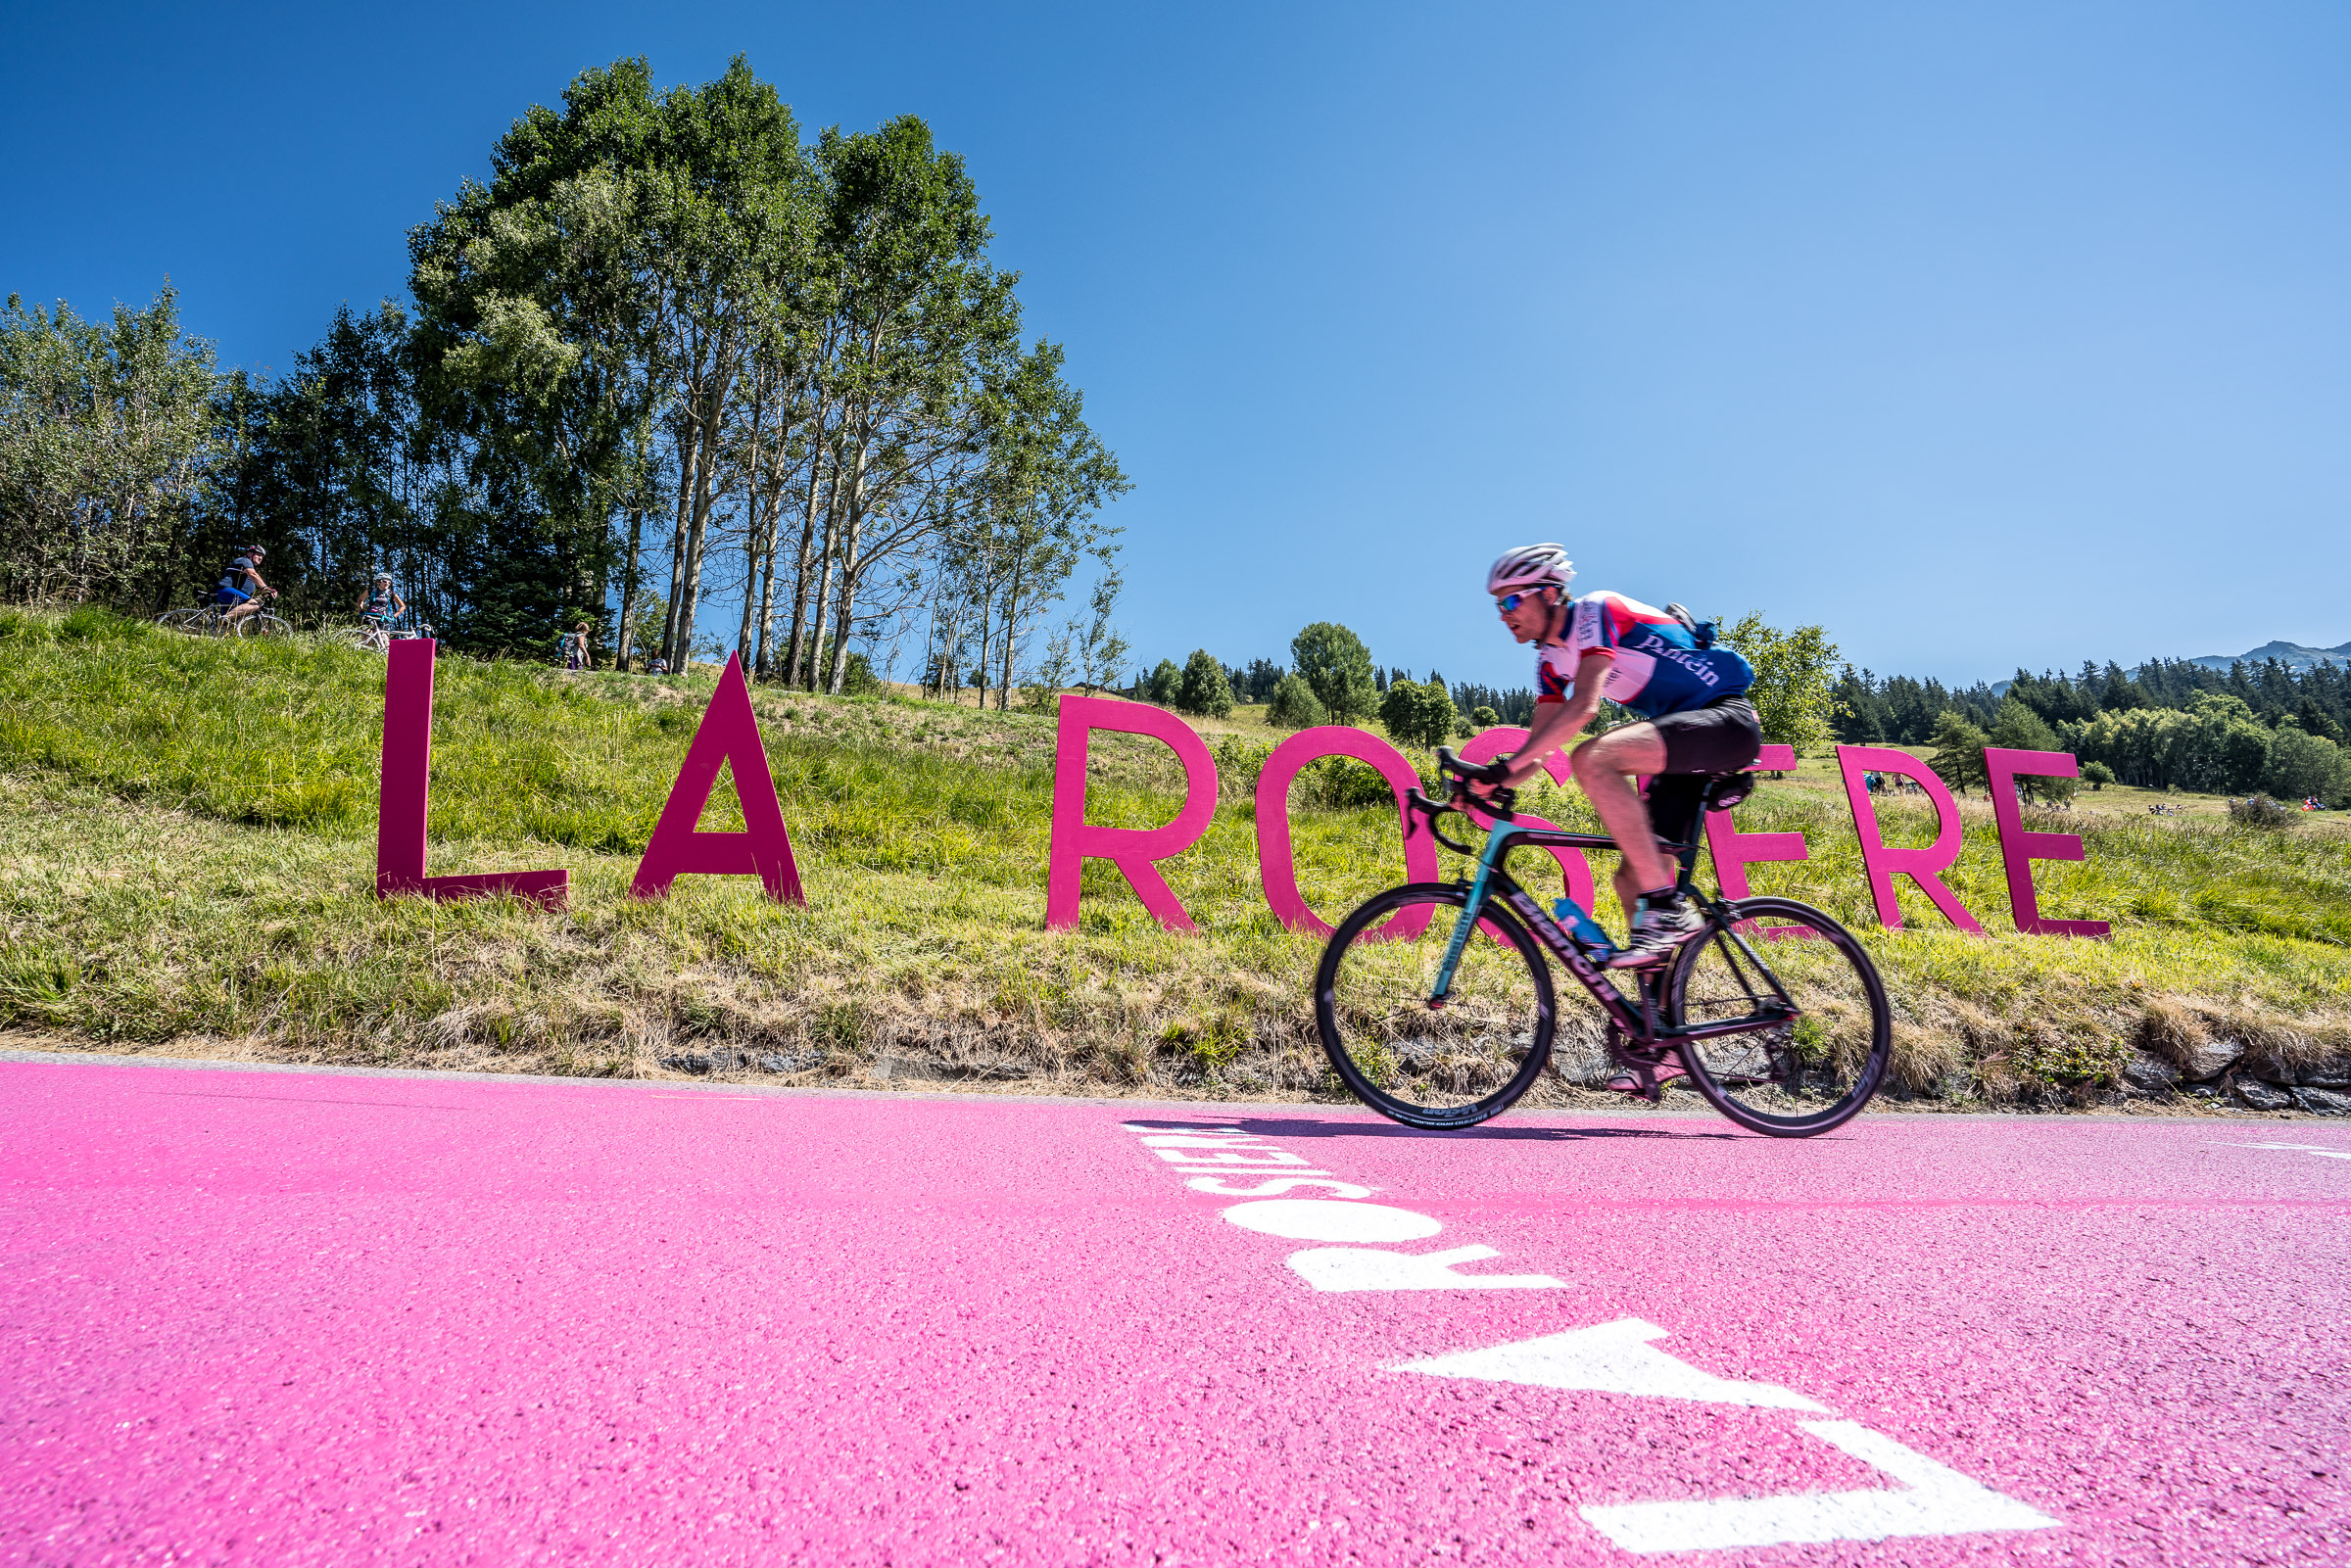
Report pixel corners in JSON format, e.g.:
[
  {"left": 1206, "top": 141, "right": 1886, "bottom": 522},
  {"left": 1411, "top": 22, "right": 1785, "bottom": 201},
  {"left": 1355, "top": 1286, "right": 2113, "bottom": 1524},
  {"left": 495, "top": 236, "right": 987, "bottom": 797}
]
[
  {"left": 1534, "top": 591, "right": 1754, "bottom": 720},
  {"left": 363, "top": 585, "right": 395, "bottom": 620},
  {"left": 216, "top": 554, "right": 257, "bottom": 600}
]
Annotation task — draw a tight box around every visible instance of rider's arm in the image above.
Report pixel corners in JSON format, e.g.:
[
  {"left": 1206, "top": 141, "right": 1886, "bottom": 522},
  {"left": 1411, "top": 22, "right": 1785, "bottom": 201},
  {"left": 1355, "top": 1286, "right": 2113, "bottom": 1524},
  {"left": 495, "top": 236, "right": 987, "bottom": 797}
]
[
  {"left": 1498, "top": 651, "right": 1612, "bottom": 787},
  {"left": 393, "top": 592, "right": 407, "bottom": 616}
]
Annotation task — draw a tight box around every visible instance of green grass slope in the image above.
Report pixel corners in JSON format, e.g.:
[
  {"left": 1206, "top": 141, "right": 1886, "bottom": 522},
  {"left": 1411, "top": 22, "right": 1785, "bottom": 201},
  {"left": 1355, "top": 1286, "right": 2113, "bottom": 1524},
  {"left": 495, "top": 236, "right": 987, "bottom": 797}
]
[{"left": 2, "top": 606, "right": 2346, "bottom": 1109}]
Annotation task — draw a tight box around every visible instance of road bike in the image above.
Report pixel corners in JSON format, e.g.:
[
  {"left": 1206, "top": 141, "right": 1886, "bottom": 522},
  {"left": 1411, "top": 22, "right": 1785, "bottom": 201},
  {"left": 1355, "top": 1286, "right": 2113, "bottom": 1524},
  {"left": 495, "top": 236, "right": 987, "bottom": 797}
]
[
  {"left": 156, "top": 595, "right": 290, "bottom": 641},
  {"left": 1315, "top": 747, "right": 1892, "bottom": 1138}
]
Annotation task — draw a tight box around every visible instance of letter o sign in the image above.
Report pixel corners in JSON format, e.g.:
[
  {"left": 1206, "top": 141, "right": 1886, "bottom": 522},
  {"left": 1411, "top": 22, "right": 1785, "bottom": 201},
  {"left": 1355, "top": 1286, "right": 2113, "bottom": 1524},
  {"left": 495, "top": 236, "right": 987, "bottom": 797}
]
[{"left": 1255, "top": 727, "right": 1441, "bottom": 940}]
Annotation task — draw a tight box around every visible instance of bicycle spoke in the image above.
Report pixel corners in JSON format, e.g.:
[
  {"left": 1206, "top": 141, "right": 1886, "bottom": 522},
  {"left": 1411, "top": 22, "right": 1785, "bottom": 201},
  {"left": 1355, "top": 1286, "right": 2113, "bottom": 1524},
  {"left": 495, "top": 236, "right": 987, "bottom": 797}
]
[
  {"left": 1317, "top": 884, "right": 1554, "bottom": 1129},
  {"left": 1667, "top": 898, "right": 1891, "bottom": 1137}
]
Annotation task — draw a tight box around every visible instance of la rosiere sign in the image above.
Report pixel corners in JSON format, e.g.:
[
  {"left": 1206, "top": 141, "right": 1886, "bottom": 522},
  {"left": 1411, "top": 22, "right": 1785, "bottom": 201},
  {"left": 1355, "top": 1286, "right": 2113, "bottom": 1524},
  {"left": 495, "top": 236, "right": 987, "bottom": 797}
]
[{"left": 375, "top": 642, "right": 2107, "bottom": 940}]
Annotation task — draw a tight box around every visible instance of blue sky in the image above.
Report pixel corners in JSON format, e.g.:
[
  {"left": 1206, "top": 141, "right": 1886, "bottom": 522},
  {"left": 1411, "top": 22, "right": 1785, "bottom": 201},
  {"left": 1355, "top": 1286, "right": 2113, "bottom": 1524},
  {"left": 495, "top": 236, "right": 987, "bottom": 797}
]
[{"left": 6, "top": 1, "right": 2346, "bottom": 688}]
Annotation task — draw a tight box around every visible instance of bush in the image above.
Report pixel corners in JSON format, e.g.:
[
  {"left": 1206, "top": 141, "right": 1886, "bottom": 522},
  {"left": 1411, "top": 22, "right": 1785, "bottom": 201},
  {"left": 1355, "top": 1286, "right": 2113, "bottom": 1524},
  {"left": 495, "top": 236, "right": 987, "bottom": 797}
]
[
  {"left": 2229, "top": 793, "right": 2296, "bottom": 830},
  {"left": 1265, "top": 673, "right": 1326, "bottom": 730},
  {"left": 1470, "top": 705, "right": 1501, "bottom": 731},
  {"left": 2081, "top": 760, "right": 2114, "bottom": 789},
  {"left": 1174, "top": 649, "right": 1234, "bottom": 718}
]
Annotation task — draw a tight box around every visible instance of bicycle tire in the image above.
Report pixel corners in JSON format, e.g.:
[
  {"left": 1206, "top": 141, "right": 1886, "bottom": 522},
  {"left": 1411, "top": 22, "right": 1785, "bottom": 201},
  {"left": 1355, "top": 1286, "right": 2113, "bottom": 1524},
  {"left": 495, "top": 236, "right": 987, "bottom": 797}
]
[
  {"left": 1665, "top": 896, "right": 1891, "bottom": 1137},
  {"left": 156, "top": 608, "right": 213, "bottom": 637},
  {"left": 234, "top": 614, "right": 290, "bottom": 641},
  {"left": 1315, "top": 882, "right": 1555, "bottom": 1130}
]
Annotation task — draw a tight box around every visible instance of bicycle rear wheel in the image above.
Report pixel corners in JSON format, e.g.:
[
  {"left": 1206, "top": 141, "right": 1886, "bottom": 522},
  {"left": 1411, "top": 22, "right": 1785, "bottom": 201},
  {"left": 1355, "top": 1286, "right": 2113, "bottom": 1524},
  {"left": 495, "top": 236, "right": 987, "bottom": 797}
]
[
  {"left": 1665, "top": 897, "right": 1891, "bottom": 1137},
  {"left": 156, "top": 608, "right": 213, "bottom": 636},
  {"left": 234, "top": 614, "right": 290, "bottom": 641},
  {"left": 1315, "top": 882, "right": 1555, "bottom": 1129}
]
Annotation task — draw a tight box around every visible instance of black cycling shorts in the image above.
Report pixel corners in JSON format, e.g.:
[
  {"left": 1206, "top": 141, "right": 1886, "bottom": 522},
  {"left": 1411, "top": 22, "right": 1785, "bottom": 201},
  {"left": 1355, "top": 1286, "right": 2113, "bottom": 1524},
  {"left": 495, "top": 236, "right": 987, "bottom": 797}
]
[{"left": 1641, "top": 695, "right": 1763, "bottom": 847}]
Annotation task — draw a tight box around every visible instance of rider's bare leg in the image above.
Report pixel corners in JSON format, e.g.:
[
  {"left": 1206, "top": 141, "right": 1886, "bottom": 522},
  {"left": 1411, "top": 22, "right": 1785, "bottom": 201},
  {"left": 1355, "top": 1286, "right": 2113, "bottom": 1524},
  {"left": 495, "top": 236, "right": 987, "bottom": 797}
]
[{"left": 1571, "top": 724, "right": 1669, "bottom": 924}]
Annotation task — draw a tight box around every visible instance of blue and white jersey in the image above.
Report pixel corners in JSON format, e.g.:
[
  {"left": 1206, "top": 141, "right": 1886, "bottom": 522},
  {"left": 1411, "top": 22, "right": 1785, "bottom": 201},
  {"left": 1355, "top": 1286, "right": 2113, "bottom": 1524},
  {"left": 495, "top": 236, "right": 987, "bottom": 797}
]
[{"left": 1534, "top": 591, "right": 1754, "bottom": 720}]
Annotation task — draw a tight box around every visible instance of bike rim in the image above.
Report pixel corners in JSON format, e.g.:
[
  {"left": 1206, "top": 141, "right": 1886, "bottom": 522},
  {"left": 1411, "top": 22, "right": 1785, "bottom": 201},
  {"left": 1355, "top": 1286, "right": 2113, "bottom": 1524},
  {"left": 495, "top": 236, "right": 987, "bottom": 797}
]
[
  {"left": 1668, "top": 899, "right": 1890, "bottom": 1136},
  {"left": 1316, "top": 885, "right": 1554, "bottom": 1129}
]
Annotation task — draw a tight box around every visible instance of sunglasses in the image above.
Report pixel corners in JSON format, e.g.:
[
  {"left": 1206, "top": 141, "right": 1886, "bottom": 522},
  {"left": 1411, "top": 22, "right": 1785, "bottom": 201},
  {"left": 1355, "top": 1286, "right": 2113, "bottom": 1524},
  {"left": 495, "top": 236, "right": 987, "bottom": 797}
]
[{"left": 1495, "top": 589, "right": 1550, "bottom": 613}]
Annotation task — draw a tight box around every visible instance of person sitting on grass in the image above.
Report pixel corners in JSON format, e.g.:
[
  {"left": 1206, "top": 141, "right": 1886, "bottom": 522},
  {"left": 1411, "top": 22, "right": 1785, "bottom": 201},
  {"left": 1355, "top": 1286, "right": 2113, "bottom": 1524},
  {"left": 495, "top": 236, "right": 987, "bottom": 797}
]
[{"left": 214, "top": 545, "right": 274, "bottom": 631}]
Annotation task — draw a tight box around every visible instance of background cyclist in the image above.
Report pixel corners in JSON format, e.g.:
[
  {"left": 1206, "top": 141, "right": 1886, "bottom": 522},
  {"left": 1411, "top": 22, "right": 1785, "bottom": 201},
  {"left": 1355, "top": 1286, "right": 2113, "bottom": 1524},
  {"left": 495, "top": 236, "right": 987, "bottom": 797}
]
[
  {"left": 214, "top": 545, "right": 274, "bottom": 630},
  {"left": 357, "top": 572, "right": 406, "bottom": 633},
  {"left": 1475, "top": 544, "right": 1760, "bottom": 970}
]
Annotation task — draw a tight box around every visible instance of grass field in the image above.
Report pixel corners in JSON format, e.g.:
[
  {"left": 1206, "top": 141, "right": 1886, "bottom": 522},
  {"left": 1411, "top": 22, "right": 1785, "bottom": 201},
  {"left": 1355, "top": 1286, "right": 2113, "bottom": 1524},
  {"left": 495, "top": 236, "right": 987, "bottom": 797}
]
[{"left": 2, "top": 605, "right": 2347, "bottom": 1110}]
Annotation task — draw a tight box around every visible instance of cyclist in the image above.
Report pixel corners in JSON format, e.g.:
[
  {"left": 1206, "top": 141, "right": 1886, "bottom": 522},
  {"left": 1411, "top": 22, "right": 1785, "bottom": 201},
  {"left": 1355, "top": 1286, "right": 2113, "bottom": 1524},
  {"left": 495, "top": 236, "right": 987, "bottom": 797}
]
[
  {"left": 1475, "top": 544, "right": 1760, "bottom": 970},
  {"left": 214, "top": 545, "right": 274, "bottom": 631},
  {"left": 357, "top": 573, "right": 406, "bottom": 635}
]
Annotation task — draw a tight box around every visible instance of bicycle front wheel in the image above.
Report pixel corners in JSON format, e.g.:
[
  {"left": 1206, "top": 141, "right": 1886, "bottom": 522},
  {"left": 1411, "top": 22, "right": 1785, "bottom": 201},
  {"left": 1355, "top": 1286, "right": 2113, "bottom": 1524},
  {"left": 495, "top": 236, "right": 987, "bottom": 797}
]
[
  {"left": 234, "top": 614, "right": 290, "bottom": 641},
  {"left": 1315, "top": 882, "right": 1555, "bottom": 1129},
  {"left": 1665, "top": 896, "right": 1891, "bottom": 1137}
]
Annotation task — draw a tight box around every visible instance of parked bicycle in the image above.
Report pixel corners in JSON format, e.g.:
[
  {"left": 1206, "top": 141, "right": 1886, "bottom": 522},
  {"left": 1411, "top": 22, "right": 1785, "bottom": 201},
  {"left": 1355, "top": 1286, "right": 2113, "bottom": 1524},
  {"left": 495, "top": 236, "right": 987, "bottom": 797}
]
[
  {"left": 334, "top": 617, "right": 434, "bottom": 654},
  {"left": 155, "top": 595, "right": 290, "bottom": 641},
  {"left": 1315, "top": 746, "right": 1892, "bottom": 1138}
]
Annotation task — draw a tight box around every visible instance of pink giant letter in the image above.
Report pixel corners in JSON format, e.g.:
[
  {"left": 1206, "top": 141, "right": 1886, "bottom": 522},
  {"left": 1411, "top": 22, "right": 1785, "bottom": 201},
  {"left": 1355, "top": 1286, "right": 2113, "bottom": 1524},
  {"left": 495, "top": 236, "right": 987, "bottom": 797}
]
[
  {"left": 1984, "top": 748, "right": 2109, "bottom": 938},
  {"left": 1702, "top": 743, "right": 1808, "bottom": 900},
  {"left": 1834, "top": 746, "right": 1983, "bottom": 933},
  {"left": 630, "top": 653, "right": 803, "bottom": 902},
  {"left": 1256, "top": 727, "right": 1440, "bottom": 939},
  {"left": 1046, "top": 696, "right": 1218, "bottom": 931},
  {"left": 376, "top": 640, "right": 569, "bottom": 908},
  {"left": 1459, "top": 727, "right": 1597, "bottom": 911}
]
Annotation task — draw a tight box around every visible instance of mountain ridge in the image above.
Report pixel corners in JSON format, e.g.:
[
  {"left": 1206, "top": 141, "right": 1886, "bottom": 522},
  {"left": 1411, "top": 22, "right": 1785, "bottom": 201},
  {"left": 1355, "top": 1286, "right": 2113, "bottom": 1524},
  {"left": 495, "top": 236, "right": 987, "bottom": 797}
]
[{"left": 2184, "top": 640, "right": 2351, "bottom": 673}]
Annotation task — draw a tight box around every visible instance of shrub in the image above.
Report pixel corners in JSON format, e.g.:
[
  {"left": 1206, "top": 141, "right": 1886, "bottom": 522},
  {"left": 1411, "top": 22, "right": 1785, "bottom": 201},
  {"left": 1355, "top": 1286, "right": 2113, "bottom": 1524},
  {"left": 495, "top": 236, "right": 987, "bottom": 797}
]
[
  {"left": 1470, "top": 705, "right": 1501, "bottom": 731},
  {"left": 1265, "top": 673, "right": 1326, "bottom": 730},
  {"left": 2081, "top": 760, "right": 2115, "bottom": 789},
  {"left": 2228, "top": 793, "right": 2296, "bottom": 830},
  {"left": 1174, "top": 649, "right": 1233, "bottom": 718}
]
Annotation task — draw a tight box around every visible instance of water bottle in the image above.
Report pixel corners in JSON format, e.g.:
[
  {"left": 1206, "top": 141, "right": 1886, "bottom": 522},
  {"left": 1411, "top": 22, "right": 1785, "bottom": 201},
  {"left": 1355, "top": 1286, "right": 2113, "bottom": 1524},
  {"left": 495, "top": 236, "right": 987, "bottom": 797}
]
[{"left": 1554, "top": 898, "right": 1616, "bottom": 956}]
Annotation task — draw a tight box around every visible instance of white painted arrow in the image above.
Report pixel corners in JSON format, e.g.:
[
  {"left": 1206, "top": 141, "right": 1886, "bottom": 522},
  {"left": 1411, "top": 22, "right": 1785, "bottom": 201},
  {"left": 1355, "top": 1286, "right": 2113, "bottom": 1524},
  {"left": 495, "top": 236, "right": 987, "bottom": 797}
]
[
  {"left": 1392, "top": 1317, "right": 1825, "bottom": 1410},
  {"left": 1579, "top": 1419, "right": 2060, "bottom": 1553}
]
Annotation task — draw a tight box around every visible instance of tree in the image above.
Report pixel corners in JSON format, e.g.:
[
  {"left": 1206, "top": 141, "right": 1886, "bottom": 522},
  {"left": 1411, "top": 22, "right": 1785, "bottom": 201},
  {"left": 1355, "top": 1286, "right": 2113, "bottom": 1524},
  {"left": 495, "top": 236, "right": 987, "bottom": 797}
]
[
  {"left": 1145, "top": 658, "right": 1180, "bottom": 706},
  {"left": 1927, "top": 711, "right": 1990, "bottom": 794},
  {"left": 1290, "top": 621, "right": 1377, "bottom": 724},
  {"left": 1722, "top": 612, "right": 1841, "bottom": 757},
  {"left": 0, "top": 283, "right": 220, "bottom": 606},
  {"left": 1174, "top": 648, "right": 1233, "bottom": 718},
  {"left": 1470, "top": 705, "right": 1501, "bottom": 731},
  {"left": 1070, "top": 564, "right": 1128, "bottom": 696},
  {"left": 2081, "top": 760, "right": 2115, "bottom": 789},
  {"left": 1379, "top": 678, "right": 1457, "bottom": 749},
  {"left": 1266, "top": 673, "right": 1327, "bottom": 730}
]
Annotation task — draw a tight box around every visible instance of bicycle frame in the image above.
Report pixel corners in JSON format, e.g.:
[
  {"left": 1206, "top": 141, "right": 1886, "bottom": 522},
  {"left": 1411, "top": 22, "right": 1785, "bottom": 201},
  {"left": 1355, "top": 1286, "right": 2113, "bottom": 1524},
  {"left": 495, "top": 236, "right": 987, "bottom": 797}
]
[{"left": 1425, "top": 810, "right": 1798, "bottom": 1050}]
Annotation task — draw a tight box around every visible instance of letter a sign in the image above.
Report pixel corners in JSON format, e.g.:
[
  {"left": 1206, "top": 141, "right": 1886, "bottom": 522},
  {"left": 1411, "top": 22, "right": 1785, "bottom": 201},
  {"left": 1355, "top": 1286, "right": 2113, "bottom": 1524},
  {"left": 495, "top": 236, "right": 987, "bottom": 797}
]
[{"left": 631, "top": 654, "right": 803, "bottom": 903}]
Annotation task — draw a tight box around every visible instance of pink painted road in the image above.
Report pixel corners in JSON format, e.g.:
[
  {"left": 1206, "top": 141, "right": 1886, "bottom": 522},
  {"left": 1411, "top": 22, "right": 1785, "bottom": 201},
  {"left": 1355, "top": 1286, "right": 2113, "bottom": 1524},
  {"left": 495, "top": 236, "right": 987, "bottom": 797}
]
[{"left": 3, "top": 1054, "right": 2346, "bottom": 1566}]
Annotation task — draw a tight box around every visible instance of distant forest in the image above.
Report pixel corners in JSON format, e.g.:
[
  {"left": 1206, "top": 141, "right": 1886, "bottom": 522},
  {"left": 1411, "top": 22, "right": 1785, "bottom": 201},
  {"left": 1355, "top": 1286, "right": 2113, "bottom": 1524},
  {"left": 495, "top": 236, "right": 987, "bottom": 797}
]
[{"left": 1835, "top": 656, "right": 2348, "bottom": 747}]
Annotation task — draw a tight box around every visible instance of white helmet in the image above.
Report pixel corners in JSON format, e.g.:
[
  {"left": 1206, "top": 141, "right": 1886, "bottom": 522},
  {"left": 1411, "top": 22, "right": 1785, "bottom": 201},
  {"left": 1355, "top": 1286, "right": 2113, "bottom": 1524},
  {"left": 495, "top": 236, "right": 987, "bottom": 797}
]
[{"left": 1486, "top": 544, "right": 1575, "bottom": 595}]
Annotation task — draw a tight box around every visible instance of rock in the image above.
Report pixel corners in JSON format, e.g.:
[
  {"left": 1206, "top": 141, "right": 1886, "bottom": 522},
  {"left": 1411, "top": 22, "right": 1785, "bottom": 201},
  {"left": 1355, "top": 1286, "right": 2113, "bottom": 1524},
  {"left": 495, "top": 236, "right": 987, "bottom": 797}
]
[
  {"left": 758, "top": 1052, "right": 817, "bottom": 1074},
  {"left": 660, "top": 1053, "right": 712, "bottom": 1075},
  {"left": 2231, "top": 1076, "right": 2294, "bottom": 1112},
  {"left": 2121, "top": 1055, "right": 2183, "bottom": 1095},
  {"left": 2181, "top": 1038, "right": 2243, "bottom": 1082},
  {"left": 2294, "top": 1087, "right": 2351, "bottom": 1116},
  {"left": 2300, "top": 1058, "right": 2351, "bottom": 1089},
  {"left": 2240, "top": 1049, "right": 2297, "bottom": 1085}
]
